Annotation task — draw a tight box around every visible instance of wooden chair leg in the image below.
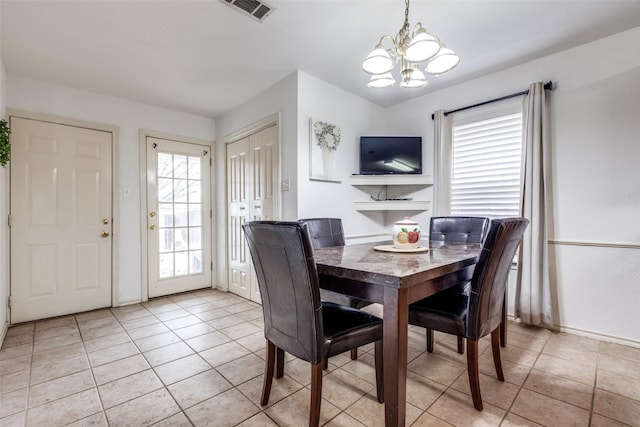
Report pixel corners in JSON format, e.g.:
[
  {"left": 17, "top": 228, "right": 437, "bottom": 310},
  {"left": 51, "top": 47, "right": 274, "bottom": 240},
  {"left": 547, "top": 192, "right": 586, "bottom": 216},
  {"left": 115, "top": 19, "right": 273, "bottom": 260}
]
[
  {"left": 275, "top": 347, "right": 285, "bottom": 378},
  {"left": 374, "top": 340, "right": 384, "bottom": 403},
  {"left": 323, "top": 359, "right": 329, "bottom": 370},
  {"left": 426, "top": 328, "right": 434, "bottom": 353},
  {"left": 466, "top": 339, "right": 483, "bottom": 411},
  {"left": 491, "top": 328, "right": 505, "bottom": 381},
  {"left": 457, "top": 336, "right": 465, "bottom": 354},
  {"left": 500, "top": 290, "right": 507, "bottom": 347},
  {"left": 310, "top": 362, "right": 324, "bottom": 427},
  {"left": 350, "top": 348, "right": 358, "bottom": 360},
  {"left": 261, "top": 340, "right": 275, "bottom": 406}
]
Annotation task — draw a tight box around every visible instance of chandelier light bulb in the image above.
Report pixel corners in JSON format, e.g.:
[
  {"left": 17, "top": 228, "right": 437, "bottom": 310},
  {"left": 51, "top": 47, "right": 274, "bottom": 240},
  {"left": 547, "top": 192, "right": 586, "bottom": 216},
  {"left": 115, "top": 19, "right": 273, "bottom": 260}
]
[
  {"left": 400, "top": 66, "right": 428, "bottom": 88},
  {"left": 425, "top": 46, "right": 460, "bottom": 75},
  {"left": 404, "top": 26, "right": 441, "bottom": 63},
  {"left": 367, "top": 72, "right": 396, "bottom": 88},
  {"left": 362, "top": 43, "right": 394, "bottom": 75}
]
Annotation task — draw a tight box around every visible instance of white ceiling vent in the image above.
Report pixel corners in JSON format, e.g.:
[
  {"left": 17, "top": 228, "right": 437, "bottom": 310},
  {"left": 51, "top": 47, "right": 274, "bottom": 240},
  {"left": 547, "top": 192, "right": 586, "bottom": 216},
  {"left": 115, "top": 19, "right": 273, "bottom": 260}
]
[{"left": 219, "top": 0, "right": 274, "bottom": 22}]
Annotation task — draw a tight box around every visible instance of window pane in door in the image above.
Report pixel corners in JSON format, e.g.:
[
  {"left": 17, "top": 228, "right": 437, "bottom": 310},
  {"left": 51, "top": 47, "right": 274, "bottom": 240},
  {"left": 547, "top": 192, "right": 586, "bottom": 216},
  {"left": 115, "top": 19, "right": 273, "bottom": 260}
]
[
  {"left": 174, "top": 155, "right": 188, "bottom": 179},
  {"left": 158, "top": 204, "right": 173, "bottom": 227},
  {"left": 158, "top": 178, "right": 173, "bottom": 203},
  {"left": 156, "top": 152, "right": 204, "bottom": 280},
  {"left": 159, "top": 253, "right": 174, "bottom": 278},
  {"left": 158, "top": 153, "right": 173, "bottom": 177},
  {"left": 189, "top": 250, "right": 203, "bottom": 273},
  {"left": 189, "top": 228, "right": 202, "bottom": 250},
  {"left": 175, "top": 252, "right": 189, "bottom": 276}
]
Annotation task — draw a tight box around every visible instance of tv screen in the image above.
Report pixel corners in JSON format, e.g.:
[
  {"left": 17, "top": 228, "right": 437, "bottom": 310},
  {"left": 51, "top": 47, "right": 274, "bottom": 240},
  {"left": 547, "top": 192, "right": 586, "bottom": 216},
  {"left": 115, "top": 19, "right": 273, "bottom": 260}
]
[{"left": 359, "top": 136, "right": 422, "bottom": 175}]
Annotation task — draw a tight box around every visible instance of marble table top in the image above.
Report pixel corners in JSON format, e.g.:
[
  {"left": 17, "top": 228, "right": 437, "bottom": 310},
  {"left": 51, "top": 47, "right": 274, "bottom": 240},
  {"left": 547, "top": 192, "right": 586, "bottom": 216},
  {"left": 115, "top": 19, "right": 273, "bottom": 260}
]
[{"left": 313, "top": 241, "right": 481, "bottom": 289}]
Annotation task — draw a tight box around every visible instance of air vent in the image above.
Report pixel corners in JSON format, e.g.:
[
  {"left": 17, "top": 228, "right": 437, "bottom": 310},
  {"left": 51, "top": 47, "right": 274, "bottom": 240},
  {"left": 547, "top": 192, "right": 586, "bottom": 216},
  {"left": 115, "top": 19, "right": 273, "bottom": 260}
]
[{"left": 219, "top": 0, "right": 274, "bottom": 22}]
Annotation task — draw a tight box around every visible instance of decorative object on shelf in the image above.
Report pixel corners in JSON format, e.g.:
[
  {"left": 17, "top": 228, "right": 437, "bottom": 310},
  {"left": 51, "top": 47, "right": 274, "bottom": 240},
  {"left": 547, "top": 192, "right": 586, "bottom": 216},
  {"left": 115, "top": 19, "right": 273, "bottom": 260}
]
[
  {"left": 393, "top": 216, "right": 421, "bottom": 249},
  {"left": 0, "top": 119, "right": 11, "bottom": 167},
  {"left": 362, "top": 0, "right": 459, "bottom": 89},
  {"left": 309, "top": 117, "right": 341, "bottom": 182}
]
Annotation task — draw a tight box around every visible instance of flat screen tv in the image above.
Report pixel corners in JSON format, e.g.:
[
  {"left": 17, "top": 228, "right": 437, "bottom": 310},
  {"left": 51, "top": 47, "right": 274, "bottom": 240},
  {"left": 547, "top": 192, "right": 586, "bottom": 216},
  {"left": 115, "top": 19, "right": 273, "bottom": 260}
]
[{"left": 359, "top": 136, "right": 422, "bottom": 175}]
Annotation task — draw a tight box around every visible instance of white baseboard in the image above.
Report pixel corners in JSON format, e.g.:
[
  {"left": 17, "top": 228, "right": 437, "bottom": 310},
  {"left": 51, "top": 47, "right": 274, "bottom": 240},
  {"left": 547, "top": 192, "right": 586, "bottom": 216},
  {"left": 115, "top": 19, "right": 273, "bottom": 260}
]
[
  {"left": 554, "top": 323, "right": 640, "bottom": 349},
  {"left": 508, "top": 315, "right": 640, "bottom": 349}
]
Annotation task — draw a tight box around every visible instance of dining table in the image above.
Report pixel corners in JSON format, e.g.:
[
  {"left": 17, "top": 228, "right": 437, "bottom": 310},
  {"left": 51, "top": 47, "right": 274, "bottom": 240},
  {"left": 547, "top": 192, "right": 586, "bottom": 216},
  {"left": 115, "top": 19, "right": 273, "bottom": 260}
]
[{"left": 313, "top": 240, "right": 482, "bottom": 427}]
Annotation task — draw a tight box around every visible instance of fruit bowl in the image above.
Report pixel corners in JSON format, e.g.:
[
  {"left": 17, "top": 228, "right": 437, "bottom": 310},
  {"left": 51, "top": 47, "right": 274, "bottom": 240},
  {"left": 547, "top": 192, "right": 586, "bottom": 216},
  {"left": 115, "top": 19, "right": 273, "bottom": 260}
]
[{"left": 392, "top": 217, "right": 421, "bottom": 249}]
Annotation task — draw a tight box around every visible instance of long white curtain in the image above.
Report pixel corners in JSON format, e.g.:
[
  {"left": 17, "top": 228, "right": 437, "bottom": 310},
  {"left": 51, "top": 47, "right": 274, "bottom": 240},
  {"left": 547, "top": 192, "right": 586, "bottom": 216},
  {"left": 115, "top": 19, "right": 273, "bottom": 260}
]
[
  {"left": 515, "top": 82, "right": 553, "bottom": 327},
  {"left": 433, "top": 110, "right": 453, "bottom": 215}
]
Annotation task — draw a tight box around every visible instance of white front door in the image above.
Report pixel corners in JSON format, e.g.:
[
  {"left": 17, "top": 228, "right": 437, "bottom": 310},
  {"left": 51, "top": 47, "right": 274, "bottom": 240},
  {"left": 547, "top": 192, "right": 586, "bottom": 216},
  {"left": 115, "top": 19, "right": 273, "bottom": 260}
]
[
  {"left": 146, "top": 137, "right": 212, "bottom": 298},
  {"left": 10, "top": 117, "right": 113, "bottom": 323}
]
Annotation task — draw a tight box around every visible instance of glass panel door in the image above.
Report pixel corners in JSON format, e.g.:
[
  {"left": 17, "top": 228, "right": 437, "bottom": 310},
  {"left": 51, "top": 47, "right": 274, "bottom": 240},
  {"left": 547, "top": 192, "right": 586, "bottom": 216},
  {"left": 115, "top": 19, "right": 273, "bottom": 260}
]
[{"left": 147, "top": 137, "right": 211, "bottom": 297}]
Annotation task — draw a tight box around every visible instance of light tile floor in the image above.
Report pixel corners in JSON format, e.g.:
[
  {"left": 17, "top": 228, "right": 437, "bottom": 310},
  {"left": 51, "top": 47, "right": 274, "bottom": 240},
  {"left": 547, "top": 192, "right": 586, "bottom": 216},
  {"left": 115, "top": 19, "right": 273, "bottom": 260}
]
[{"left": 1, "top": 288, "right": 639, "bottom": 426}]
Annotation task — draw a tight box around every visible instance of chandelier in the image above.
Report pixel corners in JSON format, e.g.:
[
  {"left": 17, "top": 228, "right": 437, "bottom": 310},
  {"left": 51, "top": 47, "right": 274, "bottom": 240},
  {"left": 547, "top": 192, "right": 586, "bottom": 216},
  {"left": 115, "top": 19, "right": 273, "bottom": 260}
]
[{"left": 362, "top": 0, "right": 459, "bottom": 89}]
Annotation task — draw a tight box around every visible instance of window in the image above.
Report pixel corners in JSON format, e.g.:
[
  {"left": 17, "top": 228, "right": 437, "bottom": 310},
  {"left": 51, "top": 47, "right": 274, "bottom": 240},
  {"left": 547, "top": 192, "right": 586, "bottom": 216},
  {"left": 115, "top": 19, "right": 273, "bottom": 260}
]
[{"left": 450, "top": 101, "right": 523, "bottom": 219}]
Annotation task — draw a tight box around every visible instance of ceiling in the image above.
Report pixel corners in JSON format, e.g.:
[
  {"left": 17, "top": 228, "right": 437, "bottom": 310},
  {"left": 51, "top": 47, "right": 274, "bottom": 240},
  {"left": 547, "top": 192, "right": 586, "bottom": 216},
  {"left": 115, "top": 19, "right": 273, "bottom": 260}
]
[{"left": 2, "top": 0, "right": 640, "bottom": 119}]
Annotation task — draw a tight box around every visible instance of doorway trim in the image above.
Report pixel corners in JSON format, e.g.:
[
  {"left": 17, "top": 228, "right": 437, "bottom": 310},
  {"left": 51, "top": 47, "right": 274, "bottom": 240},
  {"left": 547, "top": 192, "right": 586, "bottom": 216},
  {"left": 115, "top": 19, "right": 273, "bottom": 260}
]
[
  {"left": 221, "top": 112, "right": 281, "bottom": 293},
  {"left": 139, "top": 129, "right": 215, "bottom": 302},
  {"left": 7, "top": 108, "right": 121, "bottom": 309}
]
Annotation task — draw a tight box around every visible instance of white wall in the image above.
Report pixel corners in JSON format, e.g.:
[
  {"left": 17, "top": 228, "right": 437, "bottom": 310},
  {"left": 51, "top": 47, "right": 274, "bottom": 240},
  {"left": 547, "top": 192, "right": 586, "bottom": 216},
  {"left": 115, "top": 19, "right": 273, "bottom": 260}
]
[
  {"left": 6, "top": 76, "right": 215, "bottom": 305},
  {"left": 296, "top": 72, "right": 389, "bottom": 239},
  {"left": 385, "top": 27, "right": 640, "bottom": 344}
]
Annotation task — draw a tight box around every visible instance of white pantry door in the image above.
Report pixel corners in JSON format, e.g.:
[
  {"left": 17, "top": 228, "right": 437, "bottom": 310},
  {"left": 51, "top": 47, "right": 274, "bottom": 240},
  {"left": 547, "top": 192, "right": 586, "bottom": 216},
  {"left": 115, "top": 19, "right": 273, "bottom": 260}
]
[
  {"left": 10, "top": 117, "right": 113, "bottom": 323},
  {"left": 146, "top": 137, "right": 212, "bottom": 298},
  {"left": 227, "top": 125, "right": 277, "bottom": 303}
]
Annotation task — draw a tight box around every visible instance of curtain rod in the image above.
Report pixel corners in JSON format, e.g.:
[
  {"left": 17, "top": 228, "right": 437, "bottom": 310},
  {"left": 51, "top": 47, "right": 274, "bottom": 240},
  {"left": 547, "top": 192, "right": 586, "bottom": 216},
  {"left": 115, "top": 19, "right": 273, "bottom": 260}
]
[{"left": 430, "top": 81, "right": 553, "bottom": 120}]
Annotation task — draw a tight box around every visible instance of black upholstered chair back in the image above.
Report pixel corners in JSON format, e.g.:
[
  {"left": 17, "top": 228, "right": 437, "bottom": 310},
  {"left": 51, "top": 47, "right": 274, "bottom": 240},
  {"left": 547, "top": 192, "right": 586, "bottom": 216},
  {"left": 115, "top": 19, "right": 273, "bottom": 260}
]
[
  {"left": 242, "top": 221, "right": 325, "bottom": 364},
  {"left": 300, "top": 218, "right": 345, "bottom": 249},
  {"left": 429, "top": 216, "right": 490, "bottom": 244},
  {"left": 466, "top": 218, "right": 529, "bottom": 340}
]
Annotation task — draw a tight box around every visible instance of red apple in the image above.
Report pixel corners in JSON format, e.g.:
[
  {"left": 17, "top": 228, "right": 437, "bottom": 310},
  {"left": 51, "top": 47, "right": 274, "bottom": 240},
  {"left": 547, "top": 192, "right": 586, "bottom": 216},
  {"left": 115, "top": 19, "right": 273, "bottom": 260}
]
[{"left": 407, "top": 229, "right": 420, "bottom": 244}]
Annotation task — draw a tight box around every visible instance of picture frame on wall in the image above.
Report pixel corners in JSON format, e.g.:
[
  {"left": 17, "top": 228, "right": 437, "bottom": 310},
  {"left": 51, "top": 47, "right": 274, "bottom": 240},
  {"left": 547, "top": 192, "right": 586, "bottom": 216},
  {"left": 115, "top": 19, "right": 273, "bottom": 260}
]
[{"left": 309, "top": 117, "right": 341, "bottom": 183}]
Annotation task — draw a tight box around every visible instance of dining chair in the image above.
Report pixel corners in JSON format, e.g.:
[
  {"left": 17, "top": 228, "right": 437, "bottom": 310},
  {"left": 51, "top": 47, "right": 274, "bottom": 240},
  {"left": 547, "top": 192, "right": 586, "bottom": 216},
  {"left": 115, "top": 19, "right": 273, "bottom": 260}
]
[
  {"left": 409, "top": 217, "right": 529, "bottom": 410},
  {"left": 300, "top": 217, "right": 372, "bottom": 360},
  {"left": 243, "top": 220, "right": 384, "bottom": 426},
  {"left": 427, "top": 216, "right": 490, "bottom": 354}
]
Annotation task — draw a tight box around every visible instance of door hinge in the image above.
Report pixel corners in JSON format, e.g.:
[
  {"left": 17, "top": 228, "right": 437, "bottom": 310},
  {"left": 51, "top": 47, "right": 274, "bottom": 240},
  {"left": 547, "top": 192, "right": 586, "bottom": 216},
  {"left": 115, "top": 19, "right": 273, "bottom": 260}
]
[
  {"left": 210, "top": 209, "right": 213, "bottom": 219},
  {"left": 210, "top": 261, "right": 213, "bottom": 271},
  {"left": 210, "top": 158, "right": 212, "bottom": 167},
  {"left": 8, "top": 214, "right": 11, "bottom": 228},
  {"left": 7, "top": 296, "right": 11, "bottom": 309}
]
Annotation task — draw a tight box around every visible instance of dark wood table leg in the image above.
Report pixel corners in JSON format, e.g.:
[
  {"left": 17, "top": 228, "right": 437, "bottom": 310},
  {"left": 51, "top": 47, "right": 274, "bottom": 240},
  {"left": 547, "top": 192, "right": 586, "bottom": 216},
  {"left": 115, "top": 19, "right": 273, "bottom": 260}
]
[{"left": 383, "top": 287, "right": 408, "bottom": 427}]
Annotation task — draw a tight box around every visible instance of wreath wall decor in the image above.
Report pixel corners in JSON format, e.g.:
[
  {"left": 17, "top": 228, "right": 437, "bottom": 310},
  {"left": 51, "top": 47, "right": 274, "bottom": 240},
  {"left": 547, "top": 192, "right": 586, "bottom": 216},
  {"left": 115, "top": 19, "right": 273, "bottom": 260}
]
[
  {"left": 309, "top": 117, "right": 341, "bottom": 182},
  {"left": 0, "top": 119, "right": 10, "bottom": 167}
]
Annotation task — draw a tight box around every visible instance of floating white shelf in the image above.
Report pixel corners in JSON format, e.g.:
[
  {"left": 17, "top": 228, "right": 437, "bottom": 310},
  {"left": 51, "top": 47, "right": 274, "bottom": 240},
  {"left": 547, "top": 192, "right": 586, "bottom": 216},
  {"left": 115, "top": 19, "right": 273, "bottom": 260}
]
[
  {"left": 354, "top": 200, "right": 431, "bottom": 211},
  {"left": 350, "top": 175, "right": 433, "bottom": 212},
  {"left": 349, "top": 174, "right": 433, "bottom": 186}
]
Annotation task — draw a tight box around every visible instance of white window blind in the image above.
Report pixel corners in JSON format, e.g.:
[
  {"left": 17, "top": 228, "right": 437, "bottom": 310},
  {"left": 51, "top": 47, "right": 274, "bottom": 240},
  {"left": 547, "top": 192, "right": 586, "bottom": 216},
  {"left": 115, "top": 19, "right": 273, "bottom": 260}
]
[{"left": 451, "top": 111, "right": 523, "bottom": 219}]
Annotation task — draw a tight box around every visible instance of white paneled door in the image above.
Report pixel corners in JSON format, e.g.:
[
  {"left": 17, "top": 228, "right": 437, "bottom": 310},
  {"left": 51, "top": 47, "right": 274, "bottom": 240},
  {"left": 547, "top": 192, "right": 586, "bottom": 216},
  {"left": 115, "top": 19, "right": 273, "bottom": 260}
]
[
  {"left": 227, "top": 124, "right": 277, "bottom": 303},
  {"left": 10, "top": 117, "right": 113, "bottom": 323},
  {"left": 146, "top": 137, "right": 212, "bottom": 298}
]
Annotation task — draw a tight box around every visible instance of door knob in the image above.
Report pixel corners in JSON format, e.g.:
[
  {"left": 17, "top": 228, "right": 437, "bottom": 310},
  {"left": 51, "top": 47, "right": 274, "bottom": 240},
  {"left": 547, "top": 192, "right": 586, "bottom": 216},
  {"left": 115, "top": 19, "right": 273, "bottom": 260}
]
[
  {"left": 149, "top": 224, "right": 156, "bottom": 230},
  {"left": 101, "top": 231, "right": 109, "bottom": 238},
  {"left": 150, "top": 212, "right": 156, "bottom": 217},
  {"left": 102, "top": 218, "right": 110, "bottom": 225}
]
